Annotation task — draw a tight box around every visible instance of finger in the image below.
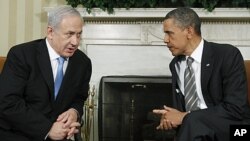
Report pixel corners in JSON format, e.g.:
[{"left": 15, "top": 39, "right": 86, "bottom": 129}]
[
  {"left": 67, "top": 126, "right": 80, "bottom": 137},
  {"left": 66, "top": 130, "right": 74, "bottom": 140},
  {"left": 162, "top": 119, "right": 173, "bottom": 130},
  {"left": 163, "top": 105, "right": 173, "bottom": 111},
  {"left": 156, "top": 125, "right": 161, "bottom": 130},
  {"left": 63, "top": 119, "right": 72, "bottom": 128},
  {"left": 64, "top": 121, "right": 80, "bottom": 129},
  {"left": 166, "top": 119, "right": 172, "bottom": 130},
  {"left": 156, "top": 122, "right": 164, "bottom": 130},
  {"left": 171, "top": 121, "right": 178, "bottom": 128},
  {"left": 66, "top": 128, "right": 79, "bottom": 139},
  {"left": 57, "top": 112, "right": 69, "bottom": 122},
  {"left": 67, "top": 127, "right": 76, "bottom": 136},
  {"left": 60, "top": 128, "right": 70, "bottom": 138},
  {"left": 69, "top": 122, "right": 81, "bottom": 128},
  {"left": 61, "top": 113, "right": 69, "bottom": 123},
  {"left": 162, "top": 119, "right": 169, "bottom": 130},
  {"left": 57, "top": 113, "right": 65, "bottom": 122},
  {"left": 153, "top": 109, "right": 166, "bottom": 114}
]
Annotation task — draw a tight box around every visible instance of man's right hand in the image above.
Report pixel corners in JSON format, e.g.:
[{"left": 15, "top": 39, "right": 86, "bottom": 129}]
[{"left": 48, "top": 121, "right": 70, "bottom": 140}]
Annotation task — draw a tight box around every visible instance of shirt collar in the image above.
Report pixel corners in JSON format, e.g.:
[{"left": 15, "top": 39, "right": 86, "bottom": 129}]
[
  {"left": 46, "top": 38, "right": 68, "bottom": 61},
  {"left": 190, "top": 39, "right": 204, "bottom": 63}
]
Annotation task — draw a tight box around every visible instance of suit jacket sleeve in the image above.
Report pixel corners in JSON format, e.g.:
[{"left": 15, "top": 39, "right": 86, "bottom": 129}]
[
  {"left": 201, "top": 43, "right": 249, "bottom": 120},
  {"left": 0, "top": 46, "right": 53, "bottom": 139}
]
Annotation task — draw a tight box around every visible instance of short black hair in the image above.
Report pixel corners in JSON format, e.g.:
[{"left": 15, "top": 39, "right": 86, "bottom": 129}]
[{"left": 165, "top": 7, "right": 201, "bottom": 36}]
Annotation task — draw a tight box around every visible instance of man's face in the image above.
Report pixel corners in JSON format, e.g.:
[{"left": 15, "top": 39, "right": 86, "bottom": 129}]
[
  {"left": 163, "top": 18, "right": 189, "bottom": 56},
  {"left": 47, "top": 15, "right": 83, "bottom": 58}
]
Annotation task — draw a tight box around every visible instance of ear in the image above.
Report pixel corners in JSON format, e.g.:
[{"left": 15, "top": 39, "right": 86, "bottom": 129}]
[
  {"left": 186, "top": 26, "right": 195, "bottom": 39},
  {"left": 47, "top": 26, "right": 53, "bottom": 40}
]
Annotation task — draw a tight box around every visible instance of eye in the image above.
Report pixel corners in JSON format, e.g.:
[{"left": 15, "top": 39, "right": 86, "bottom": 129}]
[
  {"left": 165, "top": 31, "right": 173, "bottom": 36},
  {"left": 65, "top": 32, "right": 74, "bottom": 38},
  {"left": 76, "top": 33, "right": 81, "bottom": 38},
  {"left": 65, "top": 32, "right": 82, "bottom": 39}
]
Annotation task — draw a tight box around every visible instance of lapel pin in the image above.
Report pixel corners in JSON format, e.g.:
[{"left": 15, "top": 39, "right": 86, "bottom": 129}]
[{"left": 206, "top": 64, "right": 210, "bottom": 67}]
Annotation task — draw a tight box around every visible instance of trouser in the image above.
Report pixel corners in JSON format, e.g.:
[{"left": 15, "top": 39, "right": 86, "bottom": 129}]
[
  {"left": 0, "top": 127, "right": 74, "bottom": 141},
  {"left": 0, "top": 128, "right": 30, "bottom": 141},
  {"left": 175, "top": 110, "right": 243, "bottom": 141}
]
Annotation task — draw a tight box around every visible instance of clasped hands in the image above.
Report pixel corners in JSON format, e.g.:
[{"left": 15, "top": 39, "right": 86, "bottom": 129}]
[
  {"left": 48, "top": 108, "right": 80, "bottom": 140},
  {"left": 152, "top": 105, "right": 188, "bottom": 130}
]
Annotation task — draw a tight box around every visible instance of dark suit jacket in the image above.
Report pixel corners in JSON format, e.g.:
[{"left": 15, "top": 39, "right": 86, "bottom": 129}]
[
  {"left": 170, "top": 40, "right": 250, "bottom": 122},
  {"left": 0, "top": 39, "right": 92, "bottom": 140}
]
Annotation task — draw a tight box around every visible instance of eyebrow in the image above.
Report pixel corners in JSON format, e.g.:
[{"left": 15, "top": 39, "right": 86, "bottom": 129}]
[
  {"left": 164, "top": 30, "right": 174, "bottom": 34},
  {"left": 67, "top": 30, "right": 82, "bottom": 34}
]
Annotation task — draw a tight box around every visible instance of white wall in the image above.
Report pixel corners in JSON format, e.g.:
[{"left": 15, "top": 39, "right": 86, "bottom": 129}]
[{"left": 0, "top": 0, "right": 67, "bottom": 56}]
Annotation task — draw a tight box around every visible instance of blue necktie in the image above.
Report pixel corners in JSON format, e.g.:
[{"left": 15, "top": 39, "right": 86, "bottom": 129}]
[{"left": 54, "top": 57, "right": 65, "bottom": 99}]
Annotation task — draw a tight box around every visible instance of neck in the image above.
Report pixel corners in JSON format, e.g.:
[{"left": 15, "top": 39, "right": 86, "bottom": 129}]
[{"left": 184, "top": 36, "right": 202, "bottom": 56}]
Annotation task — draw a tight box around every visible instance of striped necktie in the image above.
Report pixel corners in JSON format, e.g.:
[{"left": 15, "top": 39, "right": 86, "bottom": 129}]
[{"left": 184, "top": 57, "right": 199, "bottom": 111}]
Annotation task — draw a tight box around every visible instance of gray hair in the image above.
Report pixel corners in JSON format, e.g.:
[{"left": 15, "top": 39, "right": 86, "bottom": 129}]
[
  {"left": 165, "top": 7, "right": 201, "bottom": 36},
  {"left": 48, "top": 6, "right": 82, "bottom": 30}
]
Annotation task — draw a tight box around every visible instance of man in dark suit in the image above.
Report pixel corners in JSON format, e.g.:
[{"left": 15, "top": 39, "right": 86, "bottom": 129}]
[
  {"left": 0, "top": 6, "right": 92, "bottom": 141},
  {"left": 153, "top": 7, "right": 250, "bottom": 141}
]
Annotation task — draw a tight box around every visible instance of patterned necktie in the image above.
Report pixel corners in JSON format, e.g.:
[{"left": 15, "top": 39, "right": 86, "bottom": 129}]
[
  {"left": 184, "top": 57, "right": 199, "bottom": 111},
  {"left": 54, "top": 57, "right": 65, "bottom": 99}
]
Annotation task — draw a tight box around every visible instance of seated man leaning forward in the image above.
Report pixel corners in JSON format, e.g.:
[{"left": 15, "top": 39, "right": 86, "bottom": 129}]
[
  {"left": 153, "top": 7, "right": 250, "bottom": 141},
  {"left": 0, "top": 6, "right": 92, "bottom": 141}
]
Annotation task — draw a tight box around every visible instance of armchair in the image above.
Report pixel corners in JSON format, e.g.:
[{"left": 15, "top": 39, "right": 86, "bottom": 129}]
[
  {"left": 0, "top": 57, "right": 6, "bottom": 73},
  {"left": 244, "top": 60, "right": 250, "bottom": 105}
]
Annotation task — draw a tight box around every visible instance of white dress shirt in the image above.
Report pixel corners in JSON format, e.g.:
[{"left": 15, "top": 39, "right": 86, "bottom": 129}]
[
  {"left": 175, "top": 39, "right": 208, "bottom": 109},
  {"left": 46, "top": 39, "right": 68, "bottom": 81}
]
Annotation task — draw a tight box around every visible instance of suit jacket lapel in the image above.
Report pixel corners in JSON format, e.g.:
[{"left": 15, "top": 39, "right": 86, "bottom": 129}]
[
  {"left": 201, "top": 40, "right": 214, "bottom": 106},
  {"left": 170, "top": 55, "right": 185, "bottom": 91},
  {"left": 170, "top": 56, "right": 185, "bottom": 111},
  {"left": 170, "top": 56, "right": 179, "bottom": 90},
  {"left": 36, "top": 40, "right": 54, "bottom": 100}
]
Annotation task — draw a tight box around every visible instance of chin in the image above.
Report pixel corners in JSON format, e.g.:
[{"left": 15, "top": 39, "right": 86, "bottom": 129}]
[
  {"left": 63, "top": 52, "right": 75, "bottom": 58},
  {"left": 170, "top": 51, "right": 177, "bottom": 56}
]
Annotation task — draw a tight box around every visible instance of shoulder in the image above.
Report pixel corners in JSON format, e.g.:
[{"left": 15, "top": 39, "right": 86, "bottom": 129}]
[
  {"left": 70, "top": 49, "right": 92, "bottom": 68},
  {"left": 205, "top": 41, "right": 240, "bottom": 54},
  {"left": 204, "top": 41, "right": 244, "bottom": 69},
  {"left": 9, "top": 39, "right": 45, "bottom": 54},
  {"left": 73, "top": 49, "right": 91, "bottom": 62},
  {"left": 204, "top": 40, "right": 242, "bottom": 59}
]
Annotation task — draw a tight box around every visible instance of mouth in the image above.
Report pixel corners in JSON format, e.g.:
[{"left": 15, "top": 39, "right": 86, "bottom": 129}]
[
  {"left": 169, "top": 48, "right": 174, "bottom": 52},
  {"left": 167, "top": 45, "right": 172, "bottom": 49},
  {"left": 66, "top": 47, "right": 77, "bottom": 53},
  {"left": 167, "top": 46, "right": 175, "bottom": 53}
]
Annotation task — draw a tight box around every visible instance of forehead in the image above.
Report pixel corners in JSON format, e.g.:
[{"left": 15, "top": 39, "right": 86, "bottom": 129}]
[
  {"left": 59, "top": 16, "right": 83, "bottom": 30},
  {"left": 164, "top": 18, "right": 177, "bottom": 27},
  {"left": 163, "top": 18, "right": 180, "bottom": 31}
]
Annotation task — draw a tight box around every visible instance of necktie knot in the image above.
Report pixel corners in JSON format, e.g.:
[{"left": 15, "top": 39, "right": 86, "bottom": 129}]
[
  {"left": 186, "top": 57, "right": 194, "bottom": 68},
  {"left": 58, "top": 57, "right": 65, "bottom": 65}
]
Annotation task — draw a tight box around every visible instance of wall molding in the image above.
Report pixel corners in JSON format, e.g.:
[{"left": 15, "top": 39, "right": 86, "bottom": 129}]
[
  {"left": 44, "top": 7, "right": 250, "bottom": 22},
  {"left": 74, "top": 8, "right": 250, "bottom": 18},
  {"left": 43, "top": 7, "right": 250, "bottom": 48}
]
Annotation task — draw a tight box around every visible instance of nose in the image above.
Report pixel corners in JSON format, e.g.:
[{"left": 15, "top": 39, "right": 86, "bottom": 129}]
[
  {"left": 164, "top": 34, "right": 169, "bottom": 44},
  {"left": 71, "top": 35, "right": 80, "bottom": 46}
]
